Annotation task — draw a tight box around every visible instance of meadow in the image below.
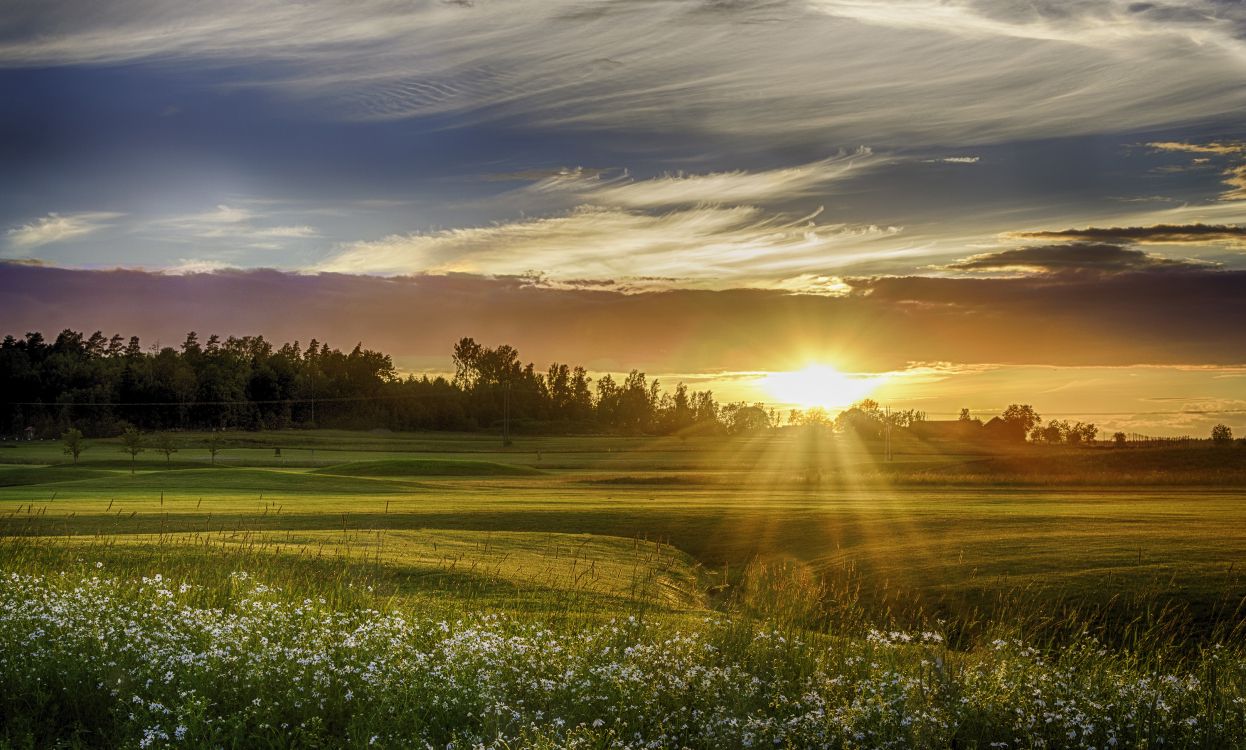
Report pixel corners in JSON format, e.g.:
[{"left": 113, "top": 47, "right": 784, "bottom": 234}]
[{"left": 2, "top": 429, "right": 1245, "bottom": 748}]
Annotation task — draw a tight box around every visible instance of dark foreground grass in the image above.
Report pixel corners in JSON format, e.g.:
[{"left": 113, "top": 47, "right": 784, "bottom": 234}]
[{"left": 2, "top": 556, "right": 1244, "bottom": 749}]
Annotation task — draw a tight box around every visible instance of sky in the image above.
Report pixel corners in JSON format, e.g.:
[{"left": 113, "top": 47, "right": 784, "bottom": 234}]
[{"left": 2, "top": 0, "right": 1245, "bottom": 435}]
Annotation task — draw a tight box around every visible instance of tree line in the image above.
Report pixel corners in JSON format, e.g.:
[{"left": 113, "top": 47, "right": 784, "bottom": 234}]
[
  {"left": 1, "top": 330, "right": 774, "bottom": 438},
  {"left": 12, "top": 328, "right": 1197, "bottom": 446}
]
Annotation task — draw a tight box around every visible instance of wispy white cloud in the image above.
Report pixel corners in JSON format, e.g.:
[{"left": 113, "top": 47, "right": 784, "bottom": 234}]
[
  {"left": 144, "top": 204, "right": 319, "bottom": 247},
  {"left": 2, "top": 1, "right": 1244, "bottom": 146},
  {"left": 320, "top": 204, "right": 900, "bottom": 287},
  {"left": 528, "top": 149, "right": 879, "bottom": 209},
  {"left": 165, "top": 258, "right": 233, "bottom": 274},
  {"left": 319, "top": 154, "right": 903, "bottom": 286},
  {"left": 6, "top": 211, "right": 122, "bottom": 250}
]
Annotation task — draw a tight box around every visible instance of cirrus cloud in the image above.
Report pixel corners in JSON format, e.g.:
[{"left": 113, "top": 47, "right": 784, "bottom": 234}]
[
  {"left": 2, "top": 1, "right": 1246, "bottom": 147},
  {"left": 5, "top": 212, "right": 123, "bottom": 250},
  {"left": 321, "top": 153, "right": 902, "bottom": 287},
  {"left": 527, "top": 149, "right": 880, "bottom": 209},
  {"left": 320, "top": 203, "right": 902, "bottom": 288}
]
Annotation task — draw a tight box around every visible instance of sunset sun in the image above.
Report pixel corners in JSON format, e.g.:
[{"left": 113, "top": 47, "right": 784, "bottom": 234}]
[{"left": 760, "top": 363, "right": 882, "bottom": 410}]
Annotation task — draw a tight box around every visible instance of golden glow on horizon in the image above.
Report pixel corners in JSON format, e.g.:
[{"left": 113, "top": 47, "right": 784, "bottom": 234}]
[{"left": 760, "top": 363, "right": 883, "bottom": 410}]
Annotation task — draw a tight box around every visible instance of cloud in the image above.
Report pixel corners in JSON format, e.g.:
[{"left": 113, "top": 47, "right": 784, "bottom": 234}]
[
  {"left": 165, "top": 258, "right": 232, "bottom": 274},
  {"left": 6, "top": 212, "right": 122, "bottom": 250},
  {"left": 145, "top": 204, "right": 320, "bottom": 247},
  {"left": 2, "top": 1, "right": 1246, "bottom": 146},
  {"left": 531, "top": 150, "right": 878, "bottom": 209},
  {"left": 320, "top": 204, "right": 901, "bottom": 286},
  {"left": 484, "top": 167, "right": 611, "bottom": 183},
  {"left": 1146, "top": 141, "right": 1246, "bottom": 156},
  {"left": 250, "top": 225, "right": 319, "bottom": 239},
  {"left": 3, "top": 262, "right": 1244, "bottom": 373},
  {"left": 320, "top": 153, "right": 899, "bottom": 286},
  {"left": 946, "top": 243, "right": 1213, "bottom": 274},
  {"left": 1146, "top": 141, "right": 1246, "bottom": 201},
  {"left": 1008, "top": 223, "right": 1246, "bottom": 246},
  {"left": 1222, "top": 164, "right": 1246, "bottom": 201}
]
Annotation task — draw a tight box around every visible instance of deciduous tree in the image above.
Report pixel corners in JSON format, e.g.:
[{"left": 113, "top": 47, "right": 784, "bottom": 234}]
[
  {"left": 120, "top": 427, "right": 144, "bottom": 474},
  {"left": 61, "top": 428, "right": 85, "bottom": 464},
  {"left": 156, "top": 433, "right": 178, "bottom": 464}
]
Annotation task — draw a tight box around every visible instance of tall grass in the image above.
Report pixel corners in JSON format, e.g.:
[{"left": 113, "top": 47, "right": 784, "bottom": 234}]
[{"left": 2, "top": 534, "right": 1245, "bottom": 748}]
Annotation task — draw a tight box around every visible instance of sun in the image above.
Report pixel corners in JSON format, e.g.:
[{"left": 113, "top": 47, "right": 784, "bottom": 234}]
[{"left": 760, "top": 363, "right": 881, "bottom": 411}]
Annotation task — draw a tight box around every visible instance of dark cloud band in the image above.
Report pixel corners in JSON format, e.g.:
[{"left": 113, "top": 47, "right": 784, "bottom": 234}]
[
  {"left": 3, "top": 263, "right": 1243, "bottom": 373},
  {"left": 1010, "top": 223, "right": 1246, "bottom": 245},
  {"left": 947, "top": 242, "right": 1212, "bottom": 273}
]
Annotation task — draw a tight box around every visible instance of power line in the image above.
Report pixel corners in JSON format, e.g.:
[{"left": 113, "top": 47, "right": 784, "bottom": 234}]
[
  {"left": 917, "top": 409, "right": 1246, "bottom": 417},
  {"left": 3, "top": 395, "right": 1244, "bottom": 418},
  {"left": 0, "top": 383, "right": 552, "bottom": 408}
]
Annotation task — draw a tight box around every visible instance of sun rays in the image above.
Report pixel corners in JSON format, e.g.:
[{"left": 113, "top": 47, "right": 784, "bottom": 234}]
[{"left": 759, "top": 364, "right": 885, "bottom": 411}]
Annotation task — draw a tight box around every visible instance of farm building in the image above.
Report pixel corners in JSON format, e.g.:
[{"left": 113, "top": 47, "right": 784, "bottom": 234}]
[{"left": 910, "top": 418, "right": 1025, "bottom": 443}]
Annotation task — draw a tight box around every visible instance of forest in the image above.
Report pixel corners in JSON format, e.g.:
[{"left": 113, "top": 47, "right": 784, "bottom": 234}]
[{"left": 0, "top": 330, "right": 765, "bottom": 438}]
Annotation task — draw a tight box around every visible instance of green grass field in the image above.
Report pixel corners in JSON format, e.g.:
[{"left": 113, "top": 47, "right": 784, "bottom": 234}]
[
  {"left": 3, "top": 430, "right": 1246, "bottom": 747},
  {"left": 4, "top": 430, "right": 1244, "bottom": 628}
]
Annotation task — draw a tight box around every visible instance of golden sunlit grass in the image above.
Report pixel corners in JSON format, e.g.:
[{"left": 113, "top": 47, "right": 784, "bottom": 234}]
[
  {"left": 759, "top": 363, "right": 884, "bottom": 409},
  {"left": 4, "top": 430, "right": 1246, "bottom": 747},
  {"left": 4, "top": 430, "right": 1245, "bottom": 635}
]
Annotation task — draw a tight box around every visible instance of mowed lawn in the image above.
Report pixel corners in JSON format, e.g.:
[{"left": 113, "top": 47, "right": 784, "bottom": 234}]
[{"left": 2, "top": 430, "right": 1245, "bottom": 628}]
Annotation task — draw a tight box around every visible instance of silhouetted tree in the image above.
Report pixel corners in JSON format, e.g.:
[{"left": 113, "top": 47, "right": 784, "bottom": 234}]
[
  {"left": 722, "top": 402, "right": 772, "bottom": 435},
  {"left": 835, "top": 399, "right": 884, "bottom": 439},
  {"left": 789, "top": 406, "right": 833, "bottom": 428},
  {"left": 1212, "top": 424, "right": 1233, "bottom": 444},
  {"left": 2, "top": 330, "right": 749, "bottom": 438},
  {"left": 1000, "top": 404, "right": 1041, "bottom": 437},
  {"left": 1065, "top": 421, "right": 1097, "bottom": 445},
  {"left": 1040, "top": 420, "right": 1066, "bottom": 444}
]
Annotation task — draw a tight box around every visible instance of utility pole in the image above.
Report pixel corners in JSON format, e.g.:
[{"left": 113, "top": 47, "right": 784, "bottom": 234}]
[{"left": 884, "top": 405, "right": 893, "bottom": 462}]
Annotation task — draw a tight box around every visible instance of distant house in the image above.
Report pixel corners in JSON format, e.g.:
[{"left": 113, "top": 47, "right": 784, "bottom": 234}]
[
  {"left": 982, "top": 416, "right": 1026, "bottom": 443},
  {"left": 910, "top": 417, "right": 1026, "bottom": 443},
  {"left": 909, "top": 420, "right": 980, "bottom": 441}
]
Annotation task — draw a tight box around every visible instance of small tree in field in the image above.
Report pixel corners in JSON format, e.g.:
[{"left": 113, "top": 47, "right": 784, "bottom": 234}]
[
  {"left": 1040, "top": 420, "right": 1066, "bottom": 444},
  {"left": 1212, "top": 423, "right": 1233, "bottom": 444},
  {"left": 61, "top": 428, "right": 86, "bottom": 464},
  {"left": 1066, "top": 421, "right": 1097, "bottom": 445},
  {"left": 156, "top": 433, "right": 179, "bottom": 464},
  {"left": 1001, "top": 404, "right": 1041, "bottom": 438},
  {"left": 120, "top": 427, "right": 145, "bottom": 474},
  {"left": 1113, "top": 431, "right": 1127, "bottom": 447},
  {"left": 207, "top": 433, "right": 223, "bottom": 465}
]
